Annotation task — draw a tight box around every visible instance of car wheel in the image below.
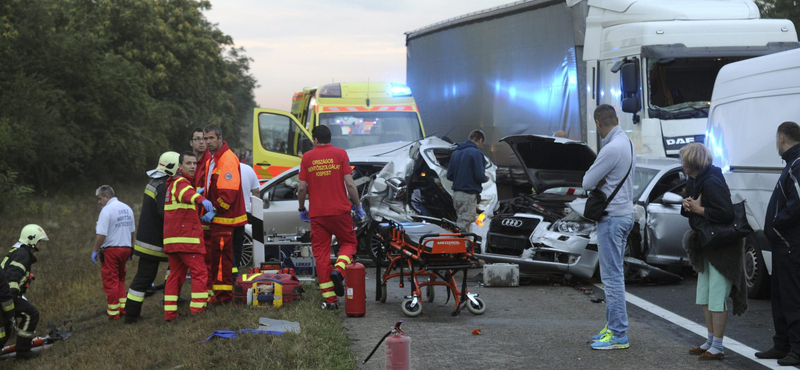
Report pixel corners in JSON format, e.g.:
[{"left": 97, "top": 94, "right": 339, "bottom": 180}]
[
  {"left": 240, "top": 233, "right": 253, "bottom": 268},
  {"left": 365, "top": 222, "right": 389, "bottom": 266},
  {"left": 745, "top": 233, "right": 770, "bottom": 299}
]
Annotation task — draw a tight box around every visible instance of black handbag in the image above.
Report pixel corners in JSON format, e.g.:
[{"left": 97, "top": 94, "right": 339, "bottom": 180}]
[
  {"left": 694, "top": 195, "right": 753, "bottom": 249},
  {"left": 584, "top": 142, "right": 634, "bottom": 222}
]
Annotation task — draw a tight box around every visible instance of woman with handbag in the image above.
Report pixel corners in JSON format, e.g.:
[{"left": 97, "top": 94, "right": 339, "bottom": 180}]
[{"left": 680, "top": 143, "right": 748, "bottom": 361}]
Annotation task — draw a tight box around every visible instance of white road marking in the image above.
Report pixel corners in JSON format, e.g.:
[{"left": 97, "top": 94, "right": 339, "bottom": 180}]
[{"left": 593, "top": 283, "right": 782, "bottom": 369}]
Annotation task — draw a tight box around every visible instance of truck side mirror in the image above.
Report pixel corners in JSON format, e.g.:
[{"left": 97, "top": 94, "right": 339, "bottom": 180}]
[{"left": 619, "top": 62, "right": 641, "bottom": 122}]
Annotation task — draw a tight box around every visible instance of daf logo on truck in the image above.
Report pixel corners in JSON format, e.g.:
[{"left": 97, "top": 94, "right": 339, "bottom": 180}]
[{"left": 251, "top": 82, "right": 426, "bottom": 180}]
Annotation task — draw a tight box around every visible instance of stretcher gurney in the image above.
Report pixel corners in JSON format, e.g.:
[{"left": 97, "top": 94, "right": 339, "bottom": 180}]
[{"left": 374, "top": 221, "right": 486, "bottom": 317}]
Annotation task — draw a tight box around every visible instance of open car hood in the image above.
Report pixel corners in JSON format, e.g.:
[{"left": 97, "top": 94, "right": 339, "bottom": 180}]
[{"left": 501, "top": 135, "right": 596, "bottom": 193}]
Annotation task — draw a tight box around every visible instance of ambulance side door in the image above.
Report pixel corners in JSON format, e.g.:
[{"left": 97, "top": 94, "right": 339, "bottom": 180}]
[{"left": 252, "top": 109, "right": 314, "bottom": 180}]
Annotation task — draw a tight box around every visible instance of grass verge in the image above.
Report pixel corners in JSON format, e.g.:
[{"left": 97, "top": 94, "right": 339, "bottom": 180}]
[{"left": 0, "top": 184, "right": 354, "bottom": 370}]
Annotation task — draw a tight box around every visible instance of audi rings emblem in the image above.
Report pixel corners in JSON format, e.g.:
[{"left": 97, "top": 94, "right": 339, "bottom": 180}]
[{"left": 501, "top": 218, "right": 523, "bottom": 228}]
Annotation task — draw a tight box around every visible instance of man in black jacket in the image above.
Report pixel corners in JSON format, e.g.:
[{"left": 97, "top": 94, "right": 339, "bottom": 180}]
[
  {"left": 0, "top": 268, "right": 15, "bottom": 348},
  {"left": 757, "top": 121, "right": 800, "bottom": 366},
  {"left": 124, "top": 152, "right": 172, "bottom": 324},
  {"left": 1, "top": 224, "right": 47, "bottom": 360},
  {"left": 446, "top": 130, "right": 488, "bottom": 231}
]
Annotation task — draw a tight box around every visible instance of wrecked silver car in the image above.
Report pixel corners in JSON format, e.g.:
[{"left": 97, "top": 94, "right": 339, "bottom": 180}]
[{"left": 477, "top": 135, "right": 689, "bottom": 282}]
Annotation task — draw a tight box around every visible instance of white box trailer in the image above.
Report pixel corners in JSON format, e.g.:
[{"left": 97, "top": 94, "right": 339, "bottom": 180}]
[
  {"left": 405, "top": 0, "right": 798, "bottom": 169},
  {"left": 706, "top": 47, "right": 800, "bottom": 298}
]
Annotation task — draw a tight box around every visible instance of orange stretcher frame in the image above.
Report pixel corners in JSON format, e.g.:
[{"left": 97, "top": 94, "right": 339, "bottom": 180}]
[{"left": 374, "top": 221, "right": 484, "bottom": 317}]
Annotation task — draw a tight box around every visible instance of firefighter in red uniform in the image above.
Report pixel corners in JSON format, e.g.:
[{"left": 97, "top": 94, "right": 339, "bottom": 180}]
[
  {"left": 298, "top": 125, "right": 364, "bottom": 310},
  {"left": 162, "top": 151, "right": 213, "bottom": 320},
  {"left": 202, "top": 125, "right": 247, "bottom": 304},
  {"left": 191, "top": 127, "right": 215, "bottom": 302}
]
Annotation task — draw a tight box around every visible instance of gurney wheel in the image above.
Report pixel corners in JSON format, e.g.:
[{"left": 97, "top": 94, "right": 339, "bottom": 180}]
[
  {"left": 466, "top": 297, "right": 486, "bottom": 315},
  {"left": 425, "top": 285, "right": 435, "bottom": 303},
  {"left": 401, "top": 298, "right": 423, "bottom": 317},
  {"left": 380, "top": 284, "right": 387, "bottom": 303}
]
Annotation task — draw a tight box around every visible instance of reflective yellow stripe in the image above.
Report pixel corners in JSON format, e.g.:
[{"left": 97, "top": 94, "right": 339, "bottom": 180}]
[
  {"left": 216, "top": 197, "right": 231, "bottom": 210},
  {"left": 164, "top": 305, "right": 178, "bottom": 311},
  {"left": 1, "top": 256, "right": 8, "bottom": 268},
  {"left": 0, "top": 329, "right": 5, "bottom": 339},
  {"left": 164, "top": 203, "right": 197, "bottom": 211},
  {"left": 232, "top": 267, "right": 238, "bottom": 274},
  {"left": 2, "top": 300, "right": 14, "bottom": 312},
  {"left": 191, "top": 292, "right": 208, "bottom": 299},
  {"left": 108, "top": 304, "right": 119, "bottom": 309},
  {"left": 178, "top": 185, "right": 192, "bottom": 203},
  {"left": 213, "top": 284, "right": 233, "bottom": 291},
  {"left": 144, "top": 188, "right": 156, "bottom": 199},
  {"left": 335, "top": 262, "right": 346, "bottom": 270},
  {"left": 107, "top": 310, "right": 119, "bottom": 315},
  {"left": 10, "top": 261, "right": 27, "bottom": 273},
  {"left": 164, "top": 237, "right": 202, "bottom": 245},
  {"left": 8, "top": 282, "right": 19, "bottom": 291},
  {"left": 190, "top": 301, "right": 206, "bottom": 308},
  {"left": 119, "top": 298, "right": 127, "bottom": 304},
  {"left": 164, "top": 295, "right": 179, "bottom": 301},
  {"left": 322, "top": 291, "right": 336, "bottom": 298},
  {"left": 16, "top": 329, "right": 34, "bottom": 338},
  {"left": 213, "top": 214, "right": 248, "bottom": 225},
  {"left": 190, "top": 193, "right": 201, "bottom": 205},
  {"left": 319, "top": 281, "right": 334, "bottom": 289},
  {"left": 134, "top": 244, "right": 168, "bottom": 258},
  {"left": 127, "top": 293, "right": 144, "bottom": 303},
  {"left": 337, "top": 255, "right": 352, "bottom": 264}
]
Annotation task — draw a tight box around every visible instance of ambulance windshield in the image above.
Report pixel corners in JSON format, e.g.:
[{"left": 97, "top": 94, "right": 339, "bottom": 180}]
[{"left": 318, "top": 112, "right": 423, "bottom": 149}]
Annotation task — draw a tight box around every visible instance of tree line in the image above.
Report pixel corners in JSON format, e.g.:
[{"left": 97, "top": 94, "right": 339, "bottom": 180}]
[{"left": 0, "top": 0, "right": 256, "bottom": 202}]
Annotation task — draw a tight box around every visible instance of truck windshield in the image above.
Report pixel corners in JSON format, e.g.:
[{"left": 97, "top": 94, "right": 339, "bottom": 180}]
[
  {"left": 647, "top": 57, "right": 749, "bottom": 120},
  {"left": 318, "top": 112, "right": 422, "bottom": 149}
]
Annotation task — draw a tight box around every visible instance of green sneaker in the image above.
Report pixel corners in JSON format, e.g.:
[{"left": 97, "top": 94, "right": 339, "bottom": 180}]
[
  {"left": 592, "top": 325, "right": 610, "bottom": 342},
  {"left": 590, "top": 332, "right": 630, "bottom": 350}
]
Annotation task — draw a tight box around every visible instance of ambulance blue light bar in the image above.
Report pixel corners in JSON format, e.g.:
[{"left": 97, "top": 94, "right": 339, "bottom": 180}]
[
  {"left": 391, "top": 83, "right": 412, "bottom": 97},
  {"left": 319, "top": 83, "right": 342, "bottom": 98}
]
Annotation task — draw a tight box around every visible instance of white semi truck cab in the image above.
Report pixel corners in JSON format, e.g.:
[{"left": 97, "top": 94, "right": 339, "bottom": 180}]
[{"left": 583, "top": 0, "right": 798, "bottom": 156}]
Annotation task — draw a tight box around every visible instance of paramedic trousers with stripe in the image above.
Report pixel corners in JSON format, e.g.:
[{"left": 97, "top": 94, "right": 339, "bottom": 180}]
[
  {"left": 311, "top": 214, "right": 357, "bottom": 303},
  {"left": 101, "top": 247, "right": 131, "bottom": 319},
  {"left": 208, "top": 225, "right": 234, "bottom": 304},
  {"left": 13, "top": 297, "right": 38, "bottom": 352},
  {"left": 125, "top": 256, "right": 163, "bottom": 319},
  {"left": 164, "top": 253, "right": 208, "bottom": 320}
]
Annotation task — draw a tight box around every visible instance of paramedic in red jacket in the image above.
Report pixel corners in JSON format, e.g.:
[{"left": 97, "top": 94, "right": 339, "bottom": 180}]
[
  {"left": 298, "top": 125, "right": 364, "bottom": 310},
  {"left": 163, "top": 151, "right": 214, "bottom": 320},
  {"left": 203, "top": 125, "right": 247, "bottom": 304},
  {"left": 191, "top": 127, "right": 214, "bottom": 302}
]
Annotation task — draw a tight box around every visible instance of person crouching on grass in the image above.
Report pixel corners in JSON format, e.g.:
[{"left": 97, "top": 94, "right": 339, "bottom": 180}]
[{"left": 163, "top": 151, "right": 215, "bottom": 321}]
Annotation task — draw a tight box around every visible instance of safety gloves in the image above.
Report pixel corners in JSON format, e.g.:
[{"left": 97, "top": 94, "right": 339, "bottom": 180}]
[
  {"left": 91, "top": 251, "right": 98, "bottom": 265},
  {"left": 197, "top": 187, "right": 204, "bottom": 195},
  {"left": 201, "top": 211, "right": 217, "bottom": 223},
  {"left": 352, "top": 205, "right": 365, "bottom": 219},
  {"left": 299, "top": 210, "right": 310, "bottom": 223},
  {"left": 201, "top": 199, "right": 213, "bottom": 213}
]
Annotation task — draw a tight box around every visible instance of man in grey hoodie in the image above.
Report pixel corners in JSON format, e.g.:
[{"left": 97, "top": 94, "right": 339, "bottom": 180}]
[{"left": 582, "top": 104, "right": 636, "bottom": 350}]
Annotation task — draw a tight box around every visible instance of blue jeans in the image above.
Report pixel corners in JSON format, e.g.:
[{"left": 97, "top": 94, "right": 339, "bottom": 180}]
[{"left": 597, "top": 213, "right": 634, "bottom": 337}]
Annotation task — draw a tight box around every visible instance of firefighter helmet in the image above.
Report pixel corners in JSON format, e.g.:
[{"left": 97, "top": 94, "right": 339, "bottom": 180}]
[
  {"left": 157, "top": 151, "right": 181, "bottom": 176},
  {"left": 19, "top": 224, "right": 48, "bottom": 246}
]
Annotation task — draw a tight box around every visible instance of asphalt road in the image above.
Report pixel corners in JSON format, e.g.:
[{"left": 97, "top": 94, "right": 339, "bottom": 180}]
[{"left": 344, "top": 269, "right": 783, "bottom": 370}]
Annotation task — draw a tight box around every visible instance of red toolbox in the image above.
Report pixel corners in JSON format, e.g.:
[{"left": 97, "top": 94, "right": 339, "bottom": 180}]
[{"left": 233, "top": 269, "right": 304, "bottom": 306}]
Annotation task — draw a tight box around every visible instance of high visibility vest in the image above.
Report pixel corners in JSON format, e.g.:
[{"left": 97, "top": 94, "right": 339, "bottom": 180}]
[
  {"left": 206, "top": 142, "right": 247, "bottom": 227},
  {"left": 164, "top": 174, "right": 207, "bottom": 254}
]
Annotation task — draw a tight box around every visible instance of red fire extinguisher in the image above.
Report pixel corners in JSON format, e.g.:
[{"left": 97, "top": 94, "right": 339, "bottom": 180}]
[
  {"left": 363, "top": 321, "right": 410, "bottom": 370},
  {"left": 345, "top": 262, "right": 365, "bottom": 317}
]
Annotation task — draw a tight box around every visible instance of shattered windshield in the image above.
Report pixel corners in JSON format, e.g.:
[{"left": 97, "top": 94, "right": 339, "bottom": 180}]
[
  {"left": 647, "top": 57, "right": 749, "bottom": 120},
  {"left": 318, "top": 112, "right": 422, "bottom": 149}
]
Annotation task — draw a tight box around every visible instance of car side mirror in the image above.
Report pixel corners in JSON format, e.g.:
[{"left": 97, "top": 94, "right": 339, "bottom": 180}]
[
  {"left": 299, "top": 138, "right": 314, "bottom": 153},
  {"left": 657, "top": 192, "right": 683, "bottom": 205},
  {"left": 262, "top": 199, "right": 270, "bottom": 210}
]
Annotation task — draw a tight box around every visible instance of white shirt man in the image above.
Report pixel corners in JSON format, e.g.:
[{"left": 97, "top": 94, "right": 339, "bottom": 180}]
[
  {"left": 96, "top": 197, "right": 136, "bottom": 247},
  {"left": 240, "top": 163, "right": 260, "bottom": 213},
  {"left": 92, "top": 185, "right": 135, "bottom": 319}
]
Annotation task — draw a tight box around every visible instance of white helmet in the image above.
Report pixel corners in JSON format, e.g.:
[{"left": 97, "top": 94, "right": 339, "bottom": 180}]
[
  {"left": 19, "top": 224, "right": 48, "bottom": 246},
  {"left": 157, "top": 151, "right": 181, "bottom": 176}
]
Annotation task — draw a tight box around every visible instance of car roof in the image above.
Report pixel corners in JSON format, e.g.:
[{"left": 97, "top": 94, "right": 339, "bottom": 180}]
[{"left": 636, "top": 156, "right": 682, "bottom": 171}]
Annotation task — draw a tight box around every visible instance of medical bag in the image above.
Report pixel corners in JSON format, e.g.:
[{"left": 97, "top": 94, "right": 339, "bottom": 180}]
[{"left": 232, "top": 269, "right": 304, "bottom": 307}]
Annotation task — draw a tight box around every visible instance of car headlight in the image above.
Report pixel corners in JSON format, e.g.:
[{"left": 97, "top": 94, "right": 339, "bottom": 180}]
[{"left": 552, "top": 220, "right": 594, "bottom": 236}]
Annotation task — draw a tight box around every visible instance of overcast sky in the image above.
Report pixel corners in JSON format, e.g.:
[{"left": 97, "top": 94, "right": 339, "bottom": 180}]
[{"left": 204, "top": 0, "right": 514, "bottom": 111}]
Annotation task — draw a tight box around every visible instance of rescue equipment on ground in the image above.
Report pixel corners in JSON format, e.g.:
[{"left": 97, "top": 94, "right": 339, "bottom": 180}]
[
  {"left": 232, "top": 268, "right": 304, "bottom": 307},
  {"left": 482, "top": 263, "right": 519, "bottom": 287},
  {"left": 0, "top": 325, "right": 71, "bottom": 359},
  {"left": 345, "top": 262, "right": 366, "bottom": 317},
  {"left": 374, "top": 221, "right": 486, "bottom": 317},
  {"left": 362, "top": 321, "right": 410, "bottom": 370}
]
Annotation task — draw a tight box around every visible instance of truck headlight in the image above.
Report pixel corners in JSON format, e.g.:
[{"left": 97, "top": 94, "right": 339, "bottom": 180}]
[{"left": 552, "top": 220, "right": 594, "bottom": 236}]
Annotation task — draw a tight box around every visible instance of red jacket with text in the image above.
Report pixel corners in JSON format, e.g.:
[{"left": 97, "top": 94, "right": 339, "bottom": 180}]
[
  {"left": 164, "top": 171, "right": 208, "bottom": 254},
  {"left": 206, "top": 142, "right": 247, "bottom": 227}
]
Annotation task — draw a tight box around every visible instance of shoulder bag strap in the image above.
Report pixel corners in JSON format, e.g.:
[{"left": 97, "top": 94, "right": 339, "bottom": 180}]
[{"left": 606, "top": 141, "right": 634, "bottom": 204}]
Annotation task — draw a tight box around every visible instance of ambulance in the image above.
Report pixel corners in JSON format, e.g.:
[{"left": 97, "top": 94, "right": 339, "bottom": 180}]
[{"left": 252, "top": 82, "right": 426, "bottom": 179}]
